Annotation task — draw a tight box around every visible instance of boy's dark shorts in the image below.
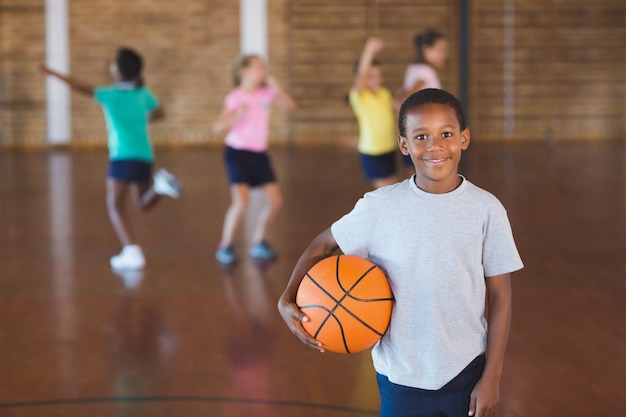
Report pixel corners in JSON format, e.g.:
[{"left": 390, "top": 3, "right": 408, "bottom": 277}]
[
  {"left": 360, "top": 151, "right": 397, "bottom": 181},
  {"left": 108, "top": 159, "right": 153, "bottom": 183},
  {"left": 376, "top": 353, "right": 486, "bottom": 417},
  {"left": 224, "top": 146, "right": 276, "bottom": 187}
]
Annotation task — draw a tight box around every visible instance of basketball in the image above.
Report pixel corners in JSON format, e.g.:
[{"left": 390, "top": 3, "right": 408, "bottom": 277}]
[{"left": 296, "top": 254, "right": 394, "bottom": 354}]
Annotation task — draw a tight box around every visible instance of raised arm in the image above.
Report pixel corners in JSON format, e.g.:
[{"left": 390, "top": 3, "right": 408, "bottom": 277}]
[
  {"left": 469, "top": 273, "right": 512, "bottom": 417},
  {"left": 267, "top": 76, "right": 296, "bottom": 112},
  {"left": 353, "top": 37, "right": 384, "bottom": 92},
  {"left": 40, "top": 65, "right": 95, "bottom": 97},
  {"left": 277, "top": 228, "right": 339, "bottom": 352}
]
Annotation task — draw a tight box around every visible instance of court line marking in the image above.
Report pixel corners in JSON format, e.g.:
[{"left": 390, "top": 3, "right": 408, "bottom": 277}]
[{"left": 0, "top": 396, "right": 377, "bottom": 414}]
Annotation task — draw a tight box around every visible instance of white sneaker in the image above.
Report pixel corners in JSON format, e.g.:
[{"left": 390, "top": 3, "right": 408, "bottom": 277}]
[
  {"left": 110, "top": 245, "right": 145, "bottom": 270},
  {"left": 153, "top": 168, "right": 182, "bottom": 199},
  {"left": 112, "top": 268, "right": 144, "bottom": 290}
]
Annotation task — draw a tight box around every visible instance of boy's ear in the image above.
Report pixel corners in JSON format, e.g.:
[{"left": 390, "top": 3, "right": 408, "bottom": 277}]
[
  {"left": 398, "top": 135, "right": 409, "bottom": 155},
  {"left": 461, "top": 128, "right": 470, "bottom": 150}
]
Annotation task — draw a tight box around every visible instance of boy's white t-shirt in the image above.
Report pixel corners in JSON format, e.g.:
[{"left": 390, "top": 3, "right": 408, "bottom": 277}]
[{"left": 331, "top": 176, "right": 523, "bottom": 390}]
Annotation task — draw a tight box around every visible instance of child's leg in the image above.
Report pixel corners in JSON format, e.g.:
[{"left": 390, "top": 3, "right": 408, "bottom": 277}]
[
  {"left": 251, "top": 182, "right": 282, "bottom": 244},
  {"left": 131, "top": 182, "right": 161, "bottom": 211},
  {"left": 106, "top": 178, "right": 135, "bottom": 246},
  {"left": 218, "top": 184, "right": 250, "bottom": 249}
]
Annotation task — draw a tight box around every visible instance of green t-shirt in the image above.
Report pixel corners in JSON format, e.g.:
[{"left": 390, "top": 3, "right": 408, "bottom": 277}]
[
  {"left": 94, "top": 84, "right": 159, "bottom": 161},
  {"left": 349, "top": 87, "right": 397, "bottom": 156}
]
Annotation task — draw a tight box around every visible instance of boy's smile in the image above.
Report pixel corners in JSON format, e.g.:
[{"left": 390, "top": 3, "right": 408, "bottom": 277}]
[{"left": 398, "top": 103, "right": 470, "bottom": 194}]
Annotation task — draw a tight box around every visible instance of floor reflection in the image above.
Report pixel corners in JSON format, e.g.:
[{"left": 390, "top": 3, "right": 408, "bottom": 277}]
[
  {"left": 220, "top": 259, "right": 275, "bottom": 416},
  {"left": 49, "top": 151, "right": 76, "bottom": 389},
  {"left": 110, "top": 269, "right": 176, "bottom": 416}
]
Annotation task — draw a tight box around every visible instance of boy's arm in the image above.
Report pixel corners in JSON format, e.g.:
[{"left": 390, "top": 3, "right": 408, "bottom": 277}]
[
  {"left": 469, "top": 273, "right": 512, "bottom": 417},
  {"left": 40, "top": 65, "right": 95, "bottom": 97},
  {"left": 277, "top": 228, "right": 339, "bottom": 352},
  {"left": 353, "top": 37, "right": 384, "bottom": 92},
  {"left": 267, "top": 76, "right": 297, "bottom": 112}
]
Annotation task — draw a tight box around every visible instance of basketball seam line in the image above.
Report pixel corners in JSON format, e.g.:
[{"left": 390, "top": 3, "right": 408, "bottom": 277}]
[
  {"left": 300, "top": 303, "right": 349, "bottom": 352},
  {"left": 304, "top": 261, "right": 392, "bottom": 352},
  {"left": 301, "top": 296, "right": 389, "bottom": 338}
]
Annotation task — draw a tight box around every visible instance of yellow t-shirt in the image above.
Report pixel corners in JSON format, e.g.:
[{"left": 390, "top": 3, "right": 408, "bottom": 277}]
[{"left": 349, "top": 88, "right": 397, "bottom": 155}]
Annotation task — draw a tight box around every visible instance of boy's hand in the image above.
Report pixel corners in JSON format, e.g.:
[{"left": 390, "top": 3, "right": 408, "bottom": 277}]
[
  {"left": 468, "top": 375, "right": 500, "bottom": 417},
  {"left": 277, "top": 298, "right": 325, "bottom": 352}
]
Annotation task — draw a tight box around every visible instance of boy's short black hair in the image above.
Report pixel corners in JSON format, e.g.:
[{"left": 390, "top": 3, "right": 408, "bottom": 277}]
[{"left": 398, "top": 88, "right": 467, "bottom": 137}]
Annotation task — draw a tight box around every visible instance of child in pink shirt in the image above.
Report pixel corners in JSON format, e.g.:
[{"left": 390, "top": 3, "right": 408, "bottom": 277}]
[
  {"left": 213, "top": 55, "right": 296, "bottom": 265},
  {"left": 224, "top": 86, "right": 276, "bottom": 152}
]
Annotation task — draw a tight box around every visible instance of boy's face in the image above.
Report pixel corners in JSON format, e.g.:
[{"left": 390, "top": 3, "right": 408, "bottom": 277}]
[{"left": 398, "top": 103, "right": 470, "bottom": 194}]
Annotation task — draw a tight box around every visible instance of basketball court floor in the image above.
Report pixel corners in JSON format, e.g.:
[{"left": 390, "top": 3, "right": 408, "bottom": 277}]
[{"left": 0, "top": 142, "right": 624, "bottom": 416}]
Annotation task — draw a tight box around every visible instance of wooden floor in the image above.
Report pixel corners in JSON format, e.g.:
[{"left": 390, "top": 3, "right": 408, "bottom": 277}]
[{"left": 0, "top": 142, "right": 624, "bottom": 416}]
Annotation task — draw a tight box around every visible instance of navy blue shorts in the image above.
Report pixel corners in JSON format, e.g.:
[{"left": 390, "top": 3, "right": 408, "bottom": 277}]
[
  {"left": 360, "top": 151, "right": 397, "bottom": 181},
  {"left": 377, "top": 354, "right": 486, "bottom": 417},
  {"left": 224, "top": 146, "right": 276, "bottom": 187},
  {"left": 108, "top": 159, "right": 153, "bottom": 183}
]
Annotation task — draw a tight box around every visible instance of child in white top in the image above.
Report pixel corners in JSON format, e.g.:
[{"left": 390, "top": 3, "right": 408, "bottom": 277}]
[{"left": 396, "top": 29, "right": 449, "bottom": 106}]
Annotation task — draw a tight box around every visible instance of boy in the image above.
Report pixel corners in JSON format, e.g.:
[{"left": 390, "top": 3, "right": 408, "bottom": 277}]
[
  {"left": 349, "top": 37, "right": 399, "bottom": 188},
  {"left": 278, "top": 89, "right": 523, "bottom": 417}
]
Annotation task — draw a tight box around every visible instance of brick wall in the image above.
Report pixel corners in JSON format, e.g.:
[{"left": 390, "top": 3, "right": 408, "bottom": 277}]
[
  {"left": 286, "top": 0, "right": 459, "bottom": 145},
  {"left": 1, "top": 0, "right": 625, "bottom": 146},
  {"left": 471, "top": 0, "right": 626, "bottom": 141},
  {"left": 68, "top": 0, "right": 240, "bottom": 146},
  {"left": 0, "top": 0, "right": 46, "bottom": 146}
]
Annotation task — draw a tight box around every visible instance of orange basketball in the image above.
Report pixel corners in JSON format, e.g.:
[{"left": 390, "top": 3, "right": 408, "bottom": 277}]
[{"left": 296, "top": 254, "right": 394, "bottom": 354}]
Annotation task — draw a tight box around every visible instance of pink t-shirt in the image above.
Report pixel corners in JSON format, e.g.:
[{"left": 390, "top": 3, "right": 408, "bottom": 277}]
[
  {"left": 403, "top": 63, "right": 441, "bottom": 92},
  {"left": 224, "top": 86, "right": 277, "bottom": 152}
]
